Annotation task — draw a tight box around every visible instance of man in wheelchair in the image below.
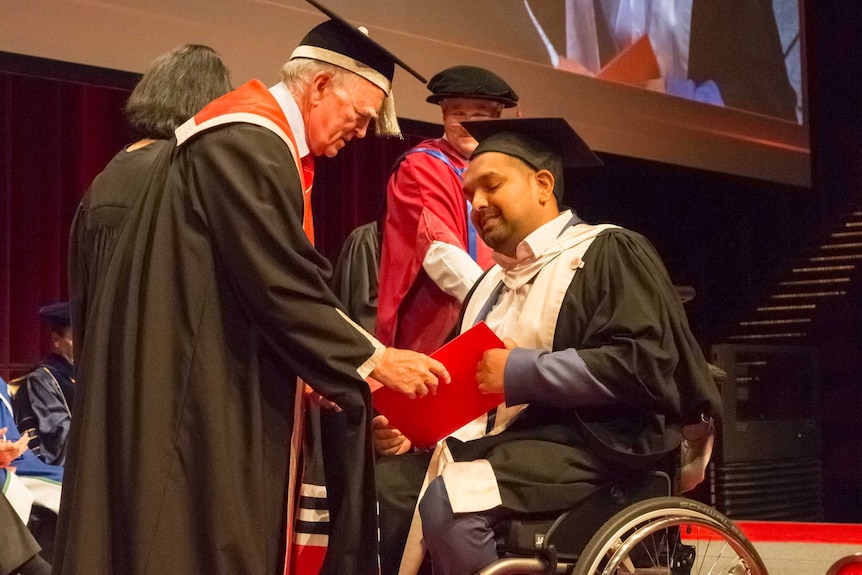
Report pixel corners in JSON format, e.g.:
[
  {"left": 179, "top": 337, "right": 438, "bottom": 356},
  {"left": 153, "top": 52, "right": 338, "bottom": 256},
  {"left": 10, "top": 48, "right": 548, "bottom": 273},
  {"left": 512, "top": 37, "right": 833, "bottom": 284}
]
[{"left": 374, "top": 118, "right": 722, "bottom": 575}]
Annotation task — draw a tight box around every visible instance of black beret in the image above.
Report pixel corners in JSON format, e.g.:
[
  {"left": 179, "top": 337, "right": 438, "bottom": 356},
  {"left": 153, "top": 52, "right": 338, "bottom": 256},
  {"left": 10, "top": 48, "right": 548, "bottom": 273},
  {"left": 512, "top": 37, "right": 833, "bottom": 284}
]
[{"left": 426, "top": 66, "right": 519, "bottom": 107}]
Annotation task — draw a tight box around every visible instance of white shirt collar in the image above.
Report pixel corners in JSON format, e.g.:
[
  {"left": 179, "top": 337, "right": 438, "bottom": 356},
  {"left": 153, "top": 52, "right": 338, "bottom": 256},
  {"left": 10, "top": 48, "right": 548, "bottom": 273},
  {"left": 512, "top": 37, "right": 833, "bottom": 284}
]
[
  {"left": 269, "top": 82, "right": 310, "bottom": 158},
  {"left": 492, "top": 210, "right": 573, "bottom": 270}
]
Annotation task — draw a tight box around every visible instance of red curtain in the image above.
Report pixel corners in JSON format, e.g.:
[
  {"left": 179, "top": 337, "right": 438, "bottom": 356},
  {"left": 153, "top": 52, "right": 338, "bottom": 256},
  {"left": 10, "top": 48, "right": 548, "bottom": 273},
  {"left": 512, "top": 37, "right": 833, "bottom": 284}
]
[
  {"left": 313, "top": 121, "right": 432, "bottom": 261},
  {"left": 0, "top": 53, "right": 436, "bottom": 381},
  {"left": 1, "top": 61, "right": 135, "bottom": 380}
]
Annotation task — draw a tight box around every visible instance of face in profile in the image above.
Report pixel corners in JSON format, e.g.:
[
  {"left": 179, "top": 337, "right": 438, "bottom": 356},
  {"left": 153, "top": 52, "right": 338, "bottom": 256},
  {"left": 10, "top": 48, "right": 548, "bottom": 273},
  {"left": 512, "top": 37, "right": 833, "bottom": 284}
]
[
  {"left": 51, "top": 327, "right": 74, "bottom": 364},
  {"left": 441, "top": 98, "right": 503, "bottom": 158},
  {"left": 306, "top": 74, "right": 384, "bottom": 158},
  {"left": 462, "top": 151, "right": 550, "bottom": 257}
]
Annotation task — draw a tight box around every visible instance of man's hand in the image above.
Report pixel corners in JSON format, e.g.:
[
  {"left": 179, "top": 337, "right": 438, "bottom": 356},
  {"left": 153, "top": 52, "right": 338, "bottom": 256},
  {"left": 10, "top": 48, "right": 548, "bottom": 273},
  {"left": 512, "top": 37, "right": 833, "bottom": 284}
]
[
  {"left": 0, "top": 427, "right": 29, "bottom": 468},
  {"left": 372, "top": 415, "right": 413, "bottom": 456},
  {"left": 305, "top": 385, "right": 342, "bottom": 412},
  {"left": 371, "top": 348, "right": 451, "bottom": 399},
  {"left": 476, "top": 338, "right": 517, "bottom": 395}
]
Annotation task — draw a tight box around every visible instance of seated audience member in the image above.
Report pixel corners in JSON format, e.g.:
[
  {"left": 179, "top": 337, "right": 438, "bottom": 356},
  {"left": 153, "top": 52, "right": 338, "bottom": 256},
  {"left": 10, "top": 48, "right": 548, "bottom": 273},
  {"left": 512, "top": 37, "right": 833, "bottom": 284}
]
[
  {"left": 2, "top": 376, "right": 62, "bottom": 575},
  {"left": 376, "top": 65, "right": 519, "bottom": 355},
  {"left": 12, "top": 304, "right": 74, "bottom": 466},
  {"left": 376, "top": 118, "right": 721, "bottom": 575}
]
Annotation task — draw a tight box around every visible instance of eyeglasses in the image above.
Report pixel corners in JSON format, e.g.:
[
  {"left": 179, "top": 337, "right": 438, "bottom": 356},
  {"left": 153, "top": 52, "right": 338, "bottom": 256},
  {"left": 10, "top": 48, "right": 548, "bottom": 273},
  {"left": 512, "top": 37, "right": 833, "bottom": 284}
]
[{"left": 445, "top": 111, "right": 497, "bottom": 122}]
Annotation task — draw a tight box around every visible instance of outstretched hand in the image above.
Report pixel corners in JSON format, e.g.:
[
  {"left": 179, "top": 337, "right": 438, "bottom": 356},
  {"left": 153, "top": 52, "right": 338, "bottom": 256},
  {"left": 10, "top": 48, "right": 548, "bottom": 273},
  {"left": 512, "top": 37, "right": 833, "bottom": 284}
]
[
  {"left": 371, "top": 348, "right": 451, "bottom": 399},
  {"left": 476, "top": 337, "right": 517, "bottom": 395}
]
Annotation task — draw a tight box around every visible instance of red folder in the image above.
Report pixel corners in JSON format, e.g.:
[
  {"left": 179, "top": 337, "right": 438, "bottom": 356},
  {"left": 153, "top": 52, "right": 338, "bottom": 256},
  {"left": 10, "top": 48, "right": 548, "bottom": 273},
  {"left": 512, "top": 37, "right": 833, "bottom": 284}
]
[{"left": 372, "top": 322, "right": 506, "bottom": 448}]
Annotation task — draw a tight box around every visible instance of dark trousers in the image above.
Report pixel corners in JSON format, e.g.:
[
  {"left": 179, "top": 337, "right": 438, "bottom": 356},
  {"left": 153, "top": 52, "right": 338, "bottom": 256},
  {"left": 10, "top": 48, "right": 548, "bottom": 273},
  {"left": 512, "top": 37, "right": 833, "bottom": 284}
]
[
  {"left": 419, "top": 477, "right": 512, "bottom": 575},
  {"left": 376, "top": 451, "right": 432, "bottom": 575}
]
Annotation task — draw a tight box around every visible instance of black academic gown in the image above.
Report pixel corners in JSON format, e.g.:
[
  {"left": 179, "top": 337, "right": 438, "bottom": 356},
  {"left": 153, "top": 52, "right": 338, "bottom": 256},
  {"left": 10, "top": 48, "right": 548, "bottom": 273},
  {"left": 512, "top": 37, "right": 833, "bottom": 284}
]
[
  {"left": 378, "top": 224, "right": 722, "bottom": 575},
  {"left": 331, "top": 221, "right": 381, "bottom": 335},
  {"left": 58, "top": 124, "right": 379, "bottom": 575},
  {"left": 13, "top": 353, "right": 75, "bottom": 466},
  {"left": 447, "top": 226, "right": 723, "bottom": 513}
]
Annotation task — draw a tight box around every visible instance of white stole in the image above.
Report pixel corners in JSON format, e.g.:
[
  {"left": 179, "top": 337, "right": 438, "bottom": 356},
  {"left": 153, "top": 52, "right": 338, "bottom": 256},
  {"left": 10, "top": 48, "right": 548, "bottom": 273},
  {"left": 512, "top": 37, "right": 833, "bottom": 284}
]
[{"left": 397, "top": 223, "right": 617, "bottom": 575}]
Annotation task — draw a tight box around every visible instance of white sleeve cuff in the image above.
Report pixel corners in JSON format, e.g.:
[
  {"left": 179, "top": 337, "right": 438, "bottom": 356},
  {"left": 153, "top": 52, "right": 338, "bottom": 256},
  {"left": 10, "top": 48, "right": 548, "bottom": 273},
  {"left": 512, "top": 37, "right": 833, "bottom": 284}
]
[
  {"left": 335, "top": 308, "right": 386, "bottom": 379},
  {"left": 422, "top": 240, "right": 483, "bottom": 303}
]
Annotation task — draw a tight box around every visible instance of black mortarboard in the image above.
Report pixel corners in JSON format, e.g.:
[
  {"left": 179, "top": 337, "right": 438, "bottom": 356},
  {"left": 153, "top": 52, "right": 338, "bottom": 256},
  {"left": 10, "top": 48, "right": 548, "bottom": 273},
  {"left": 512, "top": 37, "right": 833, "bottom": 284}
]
[
  {"left": 38, "top": 302, "right": 71, "bottom": 328},
  {"left": 426, "top": 66, "right": 519, "bottom": 108},
  {"left": 462, "top": 118, "right": 602, "bottom": 203},
  {"left": 294, "top": 0, "right": 427, "bottom": 137}
]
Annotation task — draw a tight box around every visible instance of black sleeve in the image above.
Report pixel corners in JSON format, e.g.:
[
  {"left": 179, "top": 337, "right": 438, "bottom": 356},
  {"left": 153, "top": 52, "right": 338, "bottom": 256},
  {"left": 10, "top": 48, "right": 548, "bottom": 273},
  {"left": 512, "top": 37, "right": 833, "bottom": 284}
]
[
  {"left": 21, "top": 370, "right": 70, "bottom": 465},
  {"left": 186, "top": 125, "right": 377, "bottom": 401},
  {"left": 570, "top": 230, "right": 720, "bottom": 421}
]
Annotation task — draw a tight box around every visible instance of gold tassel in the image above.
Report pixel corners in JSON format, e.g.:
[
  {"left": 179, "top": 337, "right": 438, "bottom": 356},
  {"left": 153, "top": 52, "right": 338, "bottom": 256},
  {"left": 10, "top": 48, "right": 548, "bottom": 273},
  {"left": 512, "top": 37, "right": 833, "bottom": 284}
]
[{"left": 375, "top": 90, "right": 402, "bottom": 138}]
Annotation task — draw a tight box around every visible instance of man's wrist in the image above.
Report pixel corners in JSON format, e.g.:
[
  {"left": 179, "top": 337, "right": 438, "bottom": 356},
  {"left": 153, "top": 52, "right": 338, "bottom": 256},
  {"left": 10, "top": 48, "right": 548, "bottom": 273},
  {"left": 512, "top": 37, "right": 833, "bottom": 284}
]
[{"left": 359, "top": 344, "right": 386, "bottom": 380}]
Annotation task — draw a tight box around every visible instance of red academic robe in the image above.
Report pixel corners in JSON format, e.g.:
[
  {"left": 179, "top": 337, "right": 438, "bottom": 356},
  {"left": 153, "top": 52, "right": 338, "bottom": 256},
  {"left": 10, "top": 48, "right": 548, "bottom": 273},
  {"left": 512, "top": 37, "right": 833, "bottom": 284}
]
[{"left": 377, "top": 138, "right": 493, "bottom": 354}]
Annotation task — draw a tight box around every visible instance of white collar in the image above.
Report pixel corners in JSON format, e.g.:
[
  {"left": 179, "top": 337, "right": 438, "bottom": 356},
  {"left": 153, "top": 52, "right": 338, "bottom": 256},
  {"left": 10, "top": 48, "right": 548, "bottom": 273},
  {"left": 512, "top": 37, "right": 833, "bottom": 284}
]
[
  {"left": 269, "top": 82, "right": 310, "bottom": 158},
  {"left": 492, "top": 210, "right": 573, "bottom": 270}
]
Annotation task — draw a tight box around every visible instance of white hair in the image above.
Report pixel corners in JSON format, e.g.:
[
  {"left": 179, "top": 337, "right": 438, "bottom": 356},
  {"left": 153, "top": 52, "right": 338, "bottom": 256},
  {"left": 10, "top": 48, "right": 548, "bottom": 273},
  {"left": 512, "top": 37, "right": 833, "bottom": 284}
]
[
  {"left": 278, "top": 57, "right": 401, "bottom": 137},
  {"left": 279, "top": 58, "right": 368, "bottom": 101}
]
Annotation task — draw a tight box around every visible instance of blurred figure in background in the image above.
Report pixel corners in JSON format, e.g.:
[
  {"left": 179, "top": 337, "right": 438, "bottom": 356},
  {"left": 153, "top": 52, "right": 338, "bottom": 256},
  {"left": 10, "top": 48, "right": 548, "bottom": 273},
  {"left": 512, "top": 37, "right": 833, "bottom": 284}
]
[
  {"left": 2, "top": 375, "right": 62, "bottom": 574},
  {"left": 12, "top": 303, "right": 75, "bottom": 466}
]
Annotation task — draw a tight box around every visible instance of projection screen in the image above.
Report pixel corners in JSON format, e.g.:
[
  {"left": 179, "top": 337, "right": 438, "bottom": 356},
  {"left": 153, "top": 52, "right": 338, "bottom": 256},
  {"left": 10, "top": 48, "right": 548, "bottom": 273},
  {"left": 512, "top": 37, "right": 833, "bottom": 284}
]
[{"left": 0, "top": 0, "right": 809, "bottom": 186}]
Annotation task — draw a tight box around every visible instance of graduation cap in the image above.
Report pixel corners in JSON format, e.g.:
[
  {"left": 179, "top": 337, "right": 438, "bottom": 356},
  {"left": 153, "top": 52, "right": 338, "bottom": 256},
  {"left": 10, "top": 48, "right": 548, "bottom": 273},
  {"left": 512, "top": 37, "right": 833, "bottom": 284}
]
[
  {"left": 38, "top": 302, "right": 71, "bottom": 329},
  {"left": 293, "top": 0, "right": 427, "bottom": 137},
  {"left": 461, "top": 117, "right": 602, "bottom": 204},
  {"left": 426, "top": 66, "right": 519, "bottom": 108}
]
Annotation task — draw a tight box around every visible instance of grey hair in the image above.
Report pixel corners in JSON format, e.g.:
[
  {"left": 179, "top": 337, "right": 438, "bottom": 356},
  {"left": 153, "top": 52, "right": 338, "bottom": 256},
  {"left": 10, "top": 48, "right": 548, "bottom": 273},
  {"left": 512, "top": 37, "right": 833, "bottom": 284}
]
[
  {"left": 125, "top": 44, "right": 232, "bottom": 139},
  {"left": 279, "top": 58, "right": 370, "bottom": 101}
]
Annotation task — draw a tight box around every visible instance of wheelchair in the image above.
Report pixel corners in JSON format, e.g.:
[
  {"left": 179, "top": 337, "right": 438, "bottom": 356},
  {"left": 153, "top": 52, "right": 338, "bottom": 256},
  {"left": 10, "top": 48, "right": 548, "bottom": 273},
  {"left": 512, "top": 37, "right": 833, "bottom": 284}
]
[
  {"left": 467, "top": 362, "right": 766, "bottom": 575},
  {"left": 477, "top": 470, "right": 767, "bottom": 574}
]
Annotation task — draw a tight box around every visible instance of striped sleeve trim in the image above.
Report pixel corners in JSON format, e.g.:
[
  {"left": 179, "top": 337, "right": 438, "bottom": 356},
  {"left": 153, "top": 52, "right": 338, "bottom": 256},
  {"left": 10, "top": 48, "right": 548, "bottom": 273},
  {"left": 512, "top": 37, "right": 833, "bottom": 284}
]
[{"left": 335, "top": 308, "right": 385, "bottom": 379}]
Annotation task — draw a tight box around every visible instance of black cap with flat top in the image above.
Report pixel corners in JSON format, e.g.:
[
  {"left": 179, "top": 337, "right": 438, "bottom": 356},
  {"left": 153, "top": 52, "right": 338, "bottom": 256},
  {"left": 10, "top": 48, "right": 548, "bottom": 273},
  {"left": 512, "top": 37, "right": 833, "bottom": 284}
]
[
  {"left": 299, "top": 0, "right": 426, "bottom": 84},
  {"left": 462, "top": 117, "right": 602, "bottom": 203},
  {"left": 295, "top": 0, "right": 427, "bottom": 137}
]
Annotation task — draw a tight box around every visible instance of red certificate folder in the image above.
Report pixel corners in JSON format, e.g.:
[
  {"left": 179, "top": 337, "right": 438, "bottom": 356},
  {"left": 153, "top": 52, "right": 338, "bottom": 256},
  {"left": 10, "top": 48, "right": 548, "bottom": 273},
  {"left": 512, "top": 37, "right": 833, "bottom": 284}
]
[{"left": 371, "top": 322, "right": 506, "bottom": 448}]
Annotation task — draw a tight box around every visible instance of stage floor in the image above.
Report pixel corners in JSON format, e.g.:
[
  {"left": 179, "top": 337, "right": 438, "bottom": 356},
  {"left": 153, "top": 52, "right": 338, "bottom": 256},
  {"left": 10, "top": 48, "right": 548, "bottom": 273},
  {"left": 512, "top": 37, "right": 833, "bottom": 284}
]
[{"left": 737, "top": 521, "right": 862, "bottom": 574}]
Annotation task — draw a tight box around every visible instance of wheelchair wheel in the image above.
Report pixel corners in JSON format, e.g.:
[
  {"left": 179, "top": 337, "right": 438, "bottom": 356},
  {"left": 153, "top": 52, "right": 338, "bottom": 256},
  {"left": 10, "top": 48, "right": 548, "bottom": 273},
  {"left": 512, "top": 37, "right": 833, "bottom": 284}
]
[{"left": 573, "top": 496, "right": 767, "bottom": 575}]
